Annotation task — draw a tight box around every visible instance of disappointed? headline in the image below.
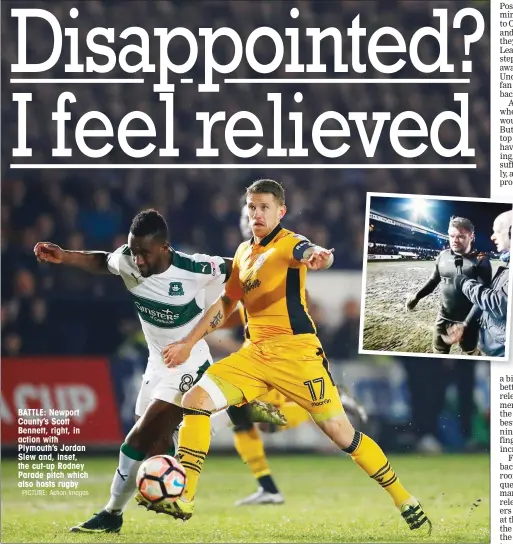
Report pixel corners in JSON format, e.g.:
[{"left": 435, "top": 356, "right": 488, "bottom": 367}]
[{"left": 9, "top": 7, "right": 485, "bottom": 163}]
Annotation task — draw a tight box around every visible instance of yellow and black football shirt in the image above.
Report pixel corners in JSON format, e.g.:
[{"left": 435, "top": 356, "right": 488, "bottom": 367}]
[{"left": 225, "top": 224, "right": 316, "bottom": 343}]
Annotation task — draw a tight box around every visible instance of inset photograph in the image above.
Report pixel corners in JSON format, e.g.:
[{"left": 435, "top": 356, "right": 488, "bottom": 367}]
[{"left": 360, "top": 193, "right": 512, "bottom": 360}]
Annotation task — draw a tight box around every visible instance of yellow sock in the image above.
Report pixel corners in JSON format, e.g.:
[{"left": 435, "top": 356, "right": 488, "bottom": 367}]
[
  {"left": 345, "top": 431, "right": 411, "bottom": 508},
  {"left": 233, "top": 428, "right": 270, "bottom": 478},
  {"left": 278, "top": 402, "right": 310, "bottom": 431},
  {"left": 177, "top": 409, "right": 211, "bottom": 502}
]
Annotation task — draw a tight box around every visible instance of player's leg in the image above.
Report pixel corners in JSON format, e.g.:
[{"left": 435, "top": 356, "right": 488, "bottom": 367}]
[
  {"left": 169, "top": 346, "right": 270, "bottom": 519},
  {"left": 113, "top": 397, "right": 183, "bottom": 506},
  {"left": 228, "top": 404, "right": 284, "bottom": 506},
  {"left": 433, "top": 315, "right": 451, "bottom": 354},
  {"left": 262, "top": 401, "right": 310, "bottom": 432},
  {"left": 146, "top": 432, "right": 177, "bottom": 458},
  {"left": 258, "top": 389, "right": 367, "bottom": 433},
  {"left": 71, "top": 356, "right": 279, "bottom": 529},
  {"left": 266, "top": 335, "right": 432, "bottom": 534},
  {"left": 72, "top": 364, "right": 205, "bottom": 533},
  {"left": 70, "top": 396, "right": 184, "bottom": 533},
  {"left": 70, "top": 377, "right": 154, "bottom": 533},
  {"left": 338, "top": 386, "right": 369, "bottom": 427},
  {"left": 315, "top": 413, "right": 430, "bottom": 532},
  {"left": 130, "top": 403, "right": 271, "bottom": 512},
  {"left": 210, "top": 400, "right": 287, "bottom": 435}
]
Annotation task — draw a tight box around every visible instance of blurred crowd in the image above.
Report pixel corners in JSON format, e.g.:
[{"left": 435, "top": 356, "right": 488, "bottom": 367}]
[
  {"left": 368, "top": 243, "right": 440, "bottom": 258},
  {"left": 2, "top": 157, "right": 486, "bottom": 358}
]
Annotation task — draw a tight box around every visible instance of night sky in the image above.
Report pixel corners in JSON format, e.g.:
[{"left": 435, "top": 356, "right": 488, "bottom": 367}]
[{"left": 370, "top": 196, "right": 513, "bottom": 253}]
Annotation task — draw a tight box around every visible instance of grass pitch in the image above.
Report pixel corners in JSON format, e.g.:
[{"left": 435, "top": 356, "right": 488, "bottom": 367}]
[
  {"left": 2, "top": 454, "right": 489, "bottom": 543},
  {"left": 362, "top": 259, "right": 502, "bottom": 354}
]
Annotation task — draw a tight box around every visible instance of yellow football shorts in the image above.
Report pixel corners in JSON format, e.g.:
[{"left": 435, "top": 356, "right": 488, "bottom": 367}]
[
  {"left": 258, "top": 389, "right": 288, "bottom": 407},
  {"left": 243, "top": 338, "right": 294, "bottom": 410},
  {"left": 206, "top": 334, "right": 344, "bottom": 422}
]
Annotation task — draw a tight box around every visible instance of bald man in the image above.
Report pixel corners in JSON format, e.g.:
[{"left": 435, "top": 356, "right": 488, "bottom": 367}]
[{"left": 445, "top": 210, "right": 512, "bottom": 357}]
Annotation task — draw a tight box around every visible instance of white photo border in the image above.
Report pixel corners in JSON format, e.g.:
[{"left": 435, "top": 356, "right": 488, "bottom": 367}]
[{"left": 358, "top": 191, "right": 513, "bottom": 362}]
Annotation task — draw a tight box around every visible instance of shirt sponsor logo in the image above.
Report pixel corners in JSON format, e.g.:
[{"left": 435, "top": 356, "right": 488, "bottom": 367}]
[
  {"left": 132, "top": 295, "right": 201, "bottom": 328},
  {"left": 311, "top": 398, "right": 332, "bottom": 407},
  {"left": 135, "top": 302, "right": 181, "bottom": 323}
]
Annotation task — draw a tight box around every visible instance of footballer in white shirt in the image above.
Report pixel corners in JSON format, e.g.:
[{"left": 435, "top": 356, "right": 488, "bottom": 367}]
[{"left": 34, "top": 209, "right": 285, "bottom": 534}]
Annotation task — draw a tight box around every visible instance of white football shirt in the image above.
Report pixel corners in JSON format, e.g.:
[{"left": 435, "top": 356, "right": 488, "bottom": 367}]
[{"left": 107, "top": 245, "right": 227, "bottom": 374}]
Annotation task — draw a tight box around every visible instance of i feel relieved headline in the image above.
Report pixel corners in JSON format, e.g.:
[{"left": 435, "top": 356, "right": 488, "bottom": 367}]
[{"left": 10, "top": 7, "right": 486, "bottom": 162}]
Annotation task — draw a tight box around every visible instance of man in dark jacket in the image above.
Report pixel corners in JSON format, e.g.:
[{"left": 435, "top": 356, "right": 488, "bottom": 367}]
[
  {"left": 406, "top": 217, "right": 492, "bottom": 355},
  {"left": 444, "top": 210, "right": 512, "bottom": 357}
]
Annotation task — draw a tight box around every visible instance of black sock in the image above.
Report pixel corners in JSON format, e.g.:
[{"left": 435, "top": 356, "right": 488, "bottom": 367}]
[
  {"left": 227, "top": 405, "right": 254, "bottom": 431},
  {"left": 258, "top": 474, "right": 279, "bottom": 494}
]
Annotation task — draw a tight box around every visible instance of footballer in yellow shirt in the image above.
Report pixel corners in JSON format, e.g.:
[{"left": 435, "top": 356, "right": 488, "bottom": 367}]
[{"left": 158, "top": 179, "right": 431, "bottom": 535}]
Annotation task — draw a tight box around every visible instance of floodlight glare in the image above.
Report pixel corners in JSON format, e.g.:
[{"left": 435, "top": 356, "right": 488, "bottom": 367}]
[{"left": 410, "top": 198, "right": 430, "bottom": 221}]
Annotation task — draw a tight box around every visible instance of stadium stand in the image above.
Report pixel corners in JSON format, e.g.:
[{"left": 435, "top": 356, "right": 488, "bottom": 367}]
[{"left": 368, "top": 211, "right": 448, "bottom": 260}]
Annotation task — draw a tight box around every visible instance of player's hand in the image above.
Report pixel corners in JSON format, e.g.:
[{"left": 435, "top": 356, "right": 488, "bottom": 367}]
[
  {"left": 33, "top": 242, "right": 65, "bottom": 264},
  {"left": 441, "top": 323, "right": 465, "bottom": 345},
  {"left": 162, "top": 340, "right": 193, "bottom": 367},
  {"left": 301, "top": 247, "right": 334, "bottom": 270},
  {"left": 405, "top": 294, "right": 418, "bottom": 311}
]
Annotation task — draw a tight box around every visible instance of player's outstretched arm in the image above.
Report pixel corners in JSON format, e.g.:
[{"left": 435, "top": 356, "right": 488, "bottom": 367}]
[
  {"left": 34, "top": 242, "right": 111, "bottom": 274},
  {"left": 406, "top": 257, "right": 441, "bottom": 311},
  {"left": 416, "top": 264, "right": 441, "bottom": 299},
  {"left": 293, "top": 239, "right": 334, "bottom": 270},
  {"left": 163, "top": 292, "right": 239, "bottom": 367}
]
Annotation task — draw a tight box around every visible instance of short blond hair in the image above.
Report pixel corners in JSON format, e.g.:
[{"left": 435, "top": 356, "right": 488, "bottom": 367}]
[{"left": 246, "top": 179, "right": 285, "bottom": 205}]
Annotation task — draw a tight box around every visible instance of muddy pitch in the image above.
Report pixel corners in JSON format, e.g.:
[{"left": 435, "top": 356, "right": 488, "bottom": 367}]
[{"left": 361, "top": 259, "right": 501, "bottom": 354}]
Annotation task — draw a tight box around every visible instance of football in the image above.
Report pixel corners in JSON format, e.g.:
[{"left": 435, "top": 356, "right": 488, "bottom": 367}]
[{"left": 136, "top": 455, "right": 186, "bottom": 504}]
